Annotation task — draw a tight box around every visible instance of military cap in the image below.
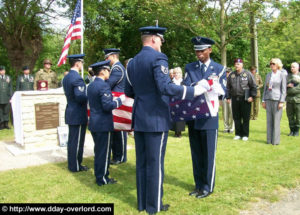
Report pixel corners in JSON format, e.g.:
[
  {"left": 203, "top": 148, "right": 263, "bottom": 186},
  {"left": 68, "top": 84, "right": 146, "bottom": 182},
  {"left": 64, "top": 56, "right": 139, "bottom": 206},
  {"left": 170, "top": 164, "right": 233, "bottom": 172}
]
[
  {"left": 67, "top": 54, "right": 85, "bottom": 63},
  {"left": 22, "top": 66, "right": 29, "bottom": 71},
  {"left": 234, "top": 58, "right": 243, "bottom": 64},
  {"left": 139, "top": 26, "right": 167, "bottom": 42},
  {"left": 191, "top": 36, "right": 215, "bottom": 51},
  {"left": 89, "top": 60, "right": 111, "bottom": 73},
  {"left": 43, "top": 59, "right": 52, "bottom": 65},
  {"left": 103, "top": 48, "right": 120, "bottom": 59},
  {"left": 0, "top": 66, "right": 5, "bottom": 70}
]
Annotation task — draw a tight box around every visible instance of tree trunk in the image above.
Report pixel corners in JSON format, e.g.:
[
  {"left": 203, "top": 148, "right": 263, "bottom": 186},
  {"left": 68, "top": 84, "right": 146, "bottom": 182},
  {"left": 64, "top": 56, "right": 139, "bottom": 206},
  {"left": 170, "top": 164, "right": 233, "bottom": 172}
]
[
  {"left": 249, "top": 0, "right": 259, "bottom": 72},
  {"left": 220, "top": 0, "right": 227, "bottom": 67}
]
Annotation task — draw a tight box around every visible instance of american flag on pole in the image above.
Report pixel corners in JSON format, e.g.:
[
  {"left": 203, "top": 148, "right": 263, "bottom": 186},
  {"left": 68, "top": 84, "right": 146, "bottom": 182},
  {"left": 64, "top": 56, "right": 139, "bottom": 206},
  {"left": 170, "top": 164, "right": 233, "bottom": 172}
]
[
  {"left": 57, "top": 0, "right": 82, "bottom": 66},
  {"left": 87, "top": 91, "right": 134, "bottom": 131}
]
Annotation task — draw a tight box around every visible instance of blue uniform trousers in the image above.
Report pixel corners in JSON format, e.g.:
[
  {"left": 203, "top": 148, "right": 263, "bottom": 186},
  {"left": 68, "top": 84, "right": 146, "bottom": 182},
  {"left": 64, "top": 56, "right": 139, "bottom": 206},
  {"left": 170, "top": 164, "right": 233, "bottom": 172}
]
[
  {"left": 187, "top": 122, "right": 217, "bottom": 193},
  {"left": 134, "top": 131, "right": 168, "bottom": 214},
  {"left": 92, "top": 131, "right": 112, "bottom": 185},
  {"left": 67, "top": 124, "right": 86, "bottom": 172},
  {"left": 111, "top": 131, "right": 127, "bottom": 162}
]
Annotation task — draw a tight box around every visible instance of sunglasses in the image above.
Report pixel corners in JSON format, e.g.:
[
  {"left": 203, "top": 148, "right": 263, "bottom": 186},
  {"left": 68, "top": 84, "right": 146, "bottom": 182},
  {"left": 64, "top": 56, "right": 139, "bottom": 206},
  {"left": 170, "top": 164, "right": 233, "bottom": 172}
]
[{"left": 270, "top": 63, "right": 275, "bottom": 66}]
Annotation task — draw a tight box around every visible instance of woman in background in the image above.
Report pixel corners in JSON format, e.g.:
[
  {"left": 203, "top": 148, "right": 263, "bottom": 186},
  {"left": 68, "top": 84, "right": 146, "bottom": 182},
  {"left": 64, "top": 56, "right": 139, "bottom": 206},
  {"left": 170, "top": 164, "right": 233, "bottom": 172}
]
[
  {"left": 171, "top": 67, "right": 185, "bottom": 137},
  {"left": 262, "top": 58, "right": 286, "bottom": 145}
]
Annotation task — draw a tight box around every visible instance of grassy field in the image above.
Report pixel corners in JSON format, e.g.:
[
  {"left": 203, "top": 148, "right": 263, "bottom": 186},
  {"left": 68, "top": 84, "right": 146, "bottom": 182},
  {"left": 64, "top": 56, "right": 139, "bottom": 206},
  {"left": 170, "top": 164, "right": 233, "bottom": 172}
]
[{"left": 0, "top": 108, "right": 299, "bottom": 215}]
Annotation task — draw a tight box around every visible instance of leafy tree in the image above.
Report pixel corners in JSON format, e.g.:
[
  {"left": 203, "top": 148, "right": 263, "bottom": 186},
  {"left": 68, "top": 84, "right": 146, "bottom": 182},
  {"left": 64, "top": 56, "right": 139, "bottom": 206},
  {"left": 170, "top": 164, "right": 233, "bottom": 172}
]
[{"left": 0, "top": 0, "right": 56, "bottom": 76}]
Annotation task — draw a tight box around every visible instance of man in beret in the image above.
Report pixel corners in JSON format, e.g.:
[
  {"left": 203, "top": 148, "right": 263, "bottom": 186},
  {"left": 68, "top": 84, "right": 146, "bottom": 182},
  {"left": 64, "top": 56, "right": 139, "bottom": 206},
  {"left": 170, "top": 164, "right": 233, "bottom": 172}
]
[
  {"left": 16, "top": 66, "right": 34, "bottom": 91},
  {"left": 0, "top": 66, "right": 13, "bottom": 129},
  {"left": 125, "top": 25, "right": 205, "bottom": 215},
  {"left": 182, "top": 36, "right": 227, "bottom": 199},
  {"left": 226, "top": 59, "right": 257, "bottom": 141},
  {"left": 103, "top": 48, "right": 128, "bottom": 165},
  {"left": 34, "top": 59, "right": 58, "bottom": 90},
  {"left": 63, "top": 54, "right": 89, "bottom": 172},
  {"left": 87, "top": 60, "right": 125, "bottom": 186}
]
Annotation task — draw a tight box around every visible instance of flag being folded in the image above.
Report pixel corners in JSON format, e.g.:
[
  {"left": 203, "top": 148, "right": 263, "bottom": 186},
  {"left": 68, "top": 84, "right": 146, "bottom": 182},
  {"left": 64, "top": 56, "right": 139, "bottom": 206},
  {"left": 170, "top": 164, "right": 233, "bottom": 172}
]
[
  {"left": 170, "top": 82, "right": 224, "bottom": 122},
  {"left": 112, "top": 92, "right": 134, "bottom": 131}
]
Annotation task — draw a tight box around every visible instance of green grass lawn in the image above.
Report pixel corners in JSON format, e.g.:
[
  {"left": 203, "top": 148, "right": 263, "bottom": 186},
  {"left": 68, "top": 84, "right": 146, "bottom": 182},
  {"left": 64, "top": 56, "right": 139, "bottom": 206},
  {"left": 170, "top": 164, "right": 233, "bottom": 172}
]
[{"left": 0, "top": 108, "right": 299, "bottom": 215}]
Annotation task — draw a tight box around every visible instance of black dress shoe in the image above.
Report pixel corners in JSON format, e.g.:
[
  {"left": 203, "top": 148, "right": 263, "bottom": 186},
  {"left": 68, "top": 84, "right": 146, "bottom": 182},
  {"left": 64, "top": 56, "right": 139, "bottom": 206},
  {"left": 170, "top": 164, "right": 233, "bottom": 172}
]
[
  {"left": 79, "top": 165, "right": 89, "bottom": 171},
  {"left": 107, "top": 178, "right": 117, "bottom": 184},
  {"left": 161, "top": 204, "right": 170, "bottom": 211},
  {"left": 196, "top": 190, "right": 212, "bottom": 199},
  {"left": 189, "top": 189, "right": 200, "bottom": 196},
  {"left": 110, "top": 160, "right": 121, "bottom": 165},
  {"left": 288, "top": 131, "right": 294, "bottom": 136}
]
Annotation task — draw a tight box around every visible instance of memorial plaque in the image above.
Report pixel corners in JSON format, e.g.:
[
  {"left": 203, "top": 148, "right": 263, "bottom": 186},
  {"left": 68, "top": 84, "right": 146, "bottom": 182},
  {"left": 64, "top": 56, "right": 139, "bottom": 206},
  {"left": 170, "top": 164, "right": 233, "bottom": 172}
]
[{"left": 35, "top": 103, "right": 59, "bottom": 130}]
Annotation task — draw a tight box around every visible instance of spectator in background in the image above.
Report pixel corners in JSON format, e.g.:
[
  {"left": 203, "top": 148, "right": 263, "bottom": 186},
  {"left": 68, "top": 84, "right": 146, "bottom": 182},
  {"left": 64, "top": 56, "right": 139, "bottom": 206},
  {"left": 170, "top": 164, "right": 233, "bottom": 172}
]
[
  {"left": 226, "top": 59, "right": 257, "bottom": 141},
  {"left": 222, "top": 68, "right": 234, "bottom": 133},
  {"left": 16, "top": 66, "right": 34, "bottom": 91},
  {"left": 0, "top": 66, "right": 13, "bottom": 129},
  {"left": 250, "top": 66, "right": 263, "bottom": 120},
  {"left": 169, "top": 68, "right": 174, "bottom": 80},
  {"left": 171, "top": 67, "right": 185, "bottom": 137},
  {"left": 262, "top": 58, "right": 286, "bottom": 145},
  {"left": 286, "top": 62, "right": 300, "bottom": 136},
  {"left": 34, "top": 59, "right": 58, "bottom": 90}
]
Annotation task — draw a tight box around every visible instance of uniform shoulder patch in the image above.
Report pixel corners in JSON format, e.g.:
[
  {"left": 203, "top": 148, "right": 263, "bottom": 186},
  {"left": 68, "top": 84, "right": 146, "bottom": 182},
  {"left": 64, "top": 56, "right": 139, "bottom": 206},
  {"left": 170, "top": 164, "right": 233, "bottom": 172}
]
[
  {"left": 231, "top": 74, "right": 235, "bottom": 79},
  {"left": 104, "top": 93, "right": 111, "bottom": 97},
  {"left": 161, "top": 65, "right": 169, "bottom": 75},
  {"left": 242, "top": 73, "right": 247, "bottom": 77}
]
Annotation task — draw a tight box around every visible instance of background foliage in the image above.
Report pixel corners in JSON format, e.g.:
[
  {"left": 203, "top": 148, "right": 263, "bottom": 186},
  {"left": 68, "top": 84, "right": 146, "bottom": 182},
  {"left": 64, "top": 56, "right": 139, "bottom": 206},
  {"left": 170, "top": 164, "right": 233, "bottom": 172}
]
[{"left": 0, "top": 0, "right": 299, "bottom": 85}]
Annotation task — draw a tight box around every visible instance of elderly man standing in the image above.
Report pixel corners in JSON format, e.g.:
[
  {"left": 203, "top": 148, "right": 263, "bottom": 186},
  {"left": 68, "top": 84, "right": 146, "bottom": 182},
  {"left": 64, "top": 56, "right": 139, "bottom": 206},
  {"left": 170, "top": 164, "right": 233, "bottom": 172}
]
[
  {"left": 226, "top": 59, "right": 257, "bottom": 141},
  {"left": 125, "top": 26, "right": 204, "bottom": 215},
  {"left": 34, "top": 59, "right": 58, "bottom": 90},
  {"left": 286, "top": 62, "right": 300, "bottom": 136},
  {"left": 183, "top": 36, "right": 227, "bottom": 199}
]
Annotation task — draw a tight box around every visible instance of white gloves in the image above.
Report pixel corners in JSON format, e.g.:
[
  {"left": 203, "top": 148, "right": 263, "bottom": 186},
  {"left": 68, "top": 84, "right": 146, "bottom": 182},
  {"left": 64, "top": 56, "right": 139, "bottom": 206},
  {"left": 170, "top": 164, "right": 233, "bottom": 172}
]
[
  {"left": 194, "top": 84, "right": 207, "bottom": 97},
  {"left": 119, "top": 94, "right": 126, "bottom": 102},
  {"left": 197, "top": 79, "right": 211, "bottom": 91}
]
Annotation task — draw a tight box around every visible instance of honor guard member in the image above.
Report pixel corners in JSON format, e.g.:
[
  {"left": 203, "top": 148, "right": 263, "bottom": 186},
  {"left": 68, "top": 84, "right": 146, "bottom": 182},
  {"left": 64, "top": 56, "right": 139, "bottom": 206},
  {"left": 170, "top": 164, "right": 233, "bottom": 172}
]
[
  {"left": 16, "top": 66, "right": 34, "bottom": 91},
  {"left": 226, "top": 59, "right": 257, "bottom": 141},
  {"left": 88, "top": 60, "right": 125, "bottom": 186},
  {"left": 34, "top": 59, "right": 58, "bottom": 90},
  {"left": 125, "top": 26, "right": 204, "bottom": 215},
  {"left": 104, "top": 48, "right": 128, "bottom": 165},
  {"left": 63, "top": 54, "right": 89, "bottom": 172},
  {"left": 0, "top": 66, "right": 13, "bottom": 130},
  {"left": 182, "top": 36, "right": 227, "bottom": 199}
]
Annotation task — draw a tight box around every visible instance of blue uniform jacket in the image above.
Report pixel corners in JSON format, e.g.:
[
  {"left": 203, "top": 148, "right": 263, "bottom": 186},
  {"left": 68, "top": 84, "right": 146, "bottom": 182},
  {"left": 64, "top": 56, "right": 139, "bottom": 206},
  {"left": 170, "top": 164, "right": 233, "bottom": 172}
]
[
  {"left": 125, "top": 46, "right": 194, "bottom": 132},
  {"left": 183, "top": 60, "right": 226, "bottom": 130},
  {"left": 106, "top": 61, "right": 126, "bottom": 92},
  {"left": 63, "top": 70, "right": 87, "bottom": 125},
  {"left": 87, "top": 77, "right": 122, "bottom": 132}
]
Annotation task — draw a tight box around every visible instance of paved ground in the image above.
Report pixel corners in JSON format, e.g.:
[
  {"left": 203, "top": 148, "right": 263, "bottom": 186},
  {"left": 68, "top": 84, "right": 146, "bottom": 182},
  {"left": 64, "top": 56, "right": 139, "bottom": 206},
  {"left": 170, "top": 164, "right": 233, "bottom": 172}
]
[{"left": 0, "top": 136, "right": 299, "bottom": 214}]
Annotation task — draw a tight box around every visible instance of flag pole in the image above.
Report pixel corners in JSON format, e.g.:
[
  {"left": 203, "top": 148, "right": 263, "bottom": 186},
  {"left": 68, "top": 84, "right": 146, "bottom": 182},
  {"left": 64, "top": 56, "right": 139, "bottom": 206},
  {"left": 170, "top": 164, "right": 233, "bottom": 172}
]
[{"left": 81, "top": 0, "right": 84, "bottom": 78}]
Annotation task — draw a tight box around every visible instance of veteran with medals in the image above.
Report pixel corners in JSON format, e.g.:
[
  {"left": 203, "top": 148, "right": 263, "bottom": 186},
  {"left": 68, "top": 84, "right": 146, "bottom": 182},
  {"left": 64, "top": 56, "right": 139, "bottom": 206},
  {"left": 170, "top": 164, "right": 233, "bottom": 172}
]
[
  {"left": 226, "top": 59, "right": 257, "bottom": 141},
  {"left": 16, "top": 66, "right": 34, "bottom": 91},
  {"left": 62, "top": 54, "right": 89, "bottom": 172}
]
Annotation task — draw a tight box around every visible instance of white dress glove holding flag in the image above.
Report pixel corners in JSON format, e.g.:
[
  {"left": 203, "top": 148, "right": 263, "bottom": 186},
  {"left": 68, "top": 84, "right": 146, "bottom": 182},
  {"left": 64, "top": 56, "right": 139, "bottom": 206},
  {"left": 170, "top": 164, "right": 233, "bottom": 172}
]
[
  {"left": 197, "top": 79, "right": 211, "bottom": 91},
  {"left": 119, "top": 94, "right": 126, "bottom": 102},
  {"left": 194, "top": 84, "right": 207, "bottom": 97}
]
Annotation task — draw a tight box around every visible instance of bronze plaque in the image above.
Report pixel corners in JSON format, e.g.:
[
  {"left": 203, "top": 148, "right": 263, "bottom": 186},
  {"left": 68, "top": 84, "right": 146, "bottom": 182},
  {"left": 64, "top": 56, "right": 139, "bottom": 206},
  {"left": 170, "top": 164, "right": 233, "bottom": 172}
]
[{"left": 35, "top": 103, "right": 59, "bottom": 130}]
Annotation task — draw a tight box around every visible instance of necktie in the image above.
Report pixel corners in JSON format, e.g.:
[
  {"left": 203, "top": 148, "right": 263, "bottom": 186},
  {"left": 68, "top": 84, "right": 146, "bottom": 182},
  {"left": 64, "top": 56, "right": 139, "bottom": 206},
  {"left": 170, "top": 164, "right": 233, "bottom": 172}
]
[{"left": 200, "top": 63, "right": 206, "bottom": 76}]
